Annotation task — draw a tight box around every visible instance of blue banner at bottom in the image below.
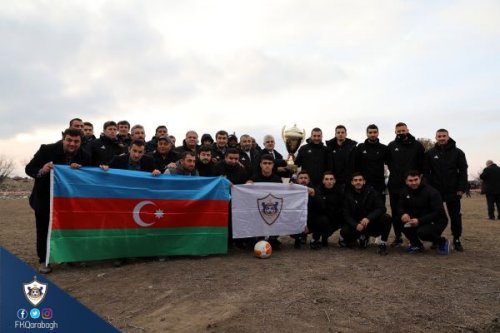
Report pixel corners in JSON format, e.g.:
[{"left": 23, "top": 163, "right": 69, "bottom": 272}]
[{"left": 0, "top": 247, "right": 118, "bottom": 333}]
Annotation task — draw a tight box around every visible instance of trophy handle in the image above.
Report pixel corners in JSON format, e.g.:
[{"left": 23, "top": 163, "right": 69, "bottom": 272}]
[{"left": 281, "top": 125, "right": 286, "bottom": 142}]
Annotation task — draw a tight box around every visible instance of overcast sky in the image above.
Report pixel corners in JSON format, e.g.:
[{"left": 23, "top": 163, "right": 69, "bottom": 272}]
[{"left": 1, "top": 1, "right": 499, "bottom": 178}]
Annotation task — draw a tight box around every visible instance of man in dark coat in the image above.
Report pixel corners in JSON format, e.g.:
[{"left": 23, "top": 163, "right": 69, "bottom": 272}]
[
  {"left": 214, "top": 148, "right": 248, "bottom": 247},
  {"left": 147, "top": 136, "right": 178, "bottom": 173},
  {"left": 146, "top": 125, "right": 168, "bottom": 153},
  {"left": 248, "top": 154, "right": 283, "bottom": 249},
  {"left": 326, "top": 125, "right": 357, "bottom": 189},
  {"left": 238, "top": 134, "right": 259, "bottom": 178},
  {"left": 86, "top": 120, "right": 126, "bottom": 166},
  {"left": 386, "top": 122, "right": 425, "bottom": 247},
  {"left": 25, "top": 128, "right": 91, "bottom": 273},
  {"left": 340, "top": 173, "right": 391, "bottom": 255},
  {"left": 354, "top": 124, "right": 389, "bottom": 199},
  {"left": 174, "top": 130, "right": 200, "bottom": 156},
  {"left": 315, "top": 172, "right": 344, "bottom": 248},
  {"left": 295, "top": 128, "right": 332, "bottom": 187},
  {"left": 104, "top": 140, "right": 159, "bottom": 175},
  {"left": 424, "top": 129, "right": 468, "bottom": 251},
  {"left": 399, "top": 170, "right": 449, "bottom": 255},
  {"left": 480, "top": 160, "right": 500, "bottom": 220},
  {"left": 196, "top": 145, "right": 216, "bottom": 176}
]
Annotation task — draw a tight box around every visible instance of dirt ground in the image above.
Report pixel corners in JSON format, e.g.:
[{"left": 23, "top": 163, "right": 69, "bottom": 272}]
[{"left": 1, "top": 187, "right": 499, "bottom": 332}]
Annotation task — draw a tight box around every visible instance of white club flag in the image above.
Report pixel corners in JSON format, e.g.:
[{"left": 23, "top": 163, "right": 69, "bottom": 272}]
[{"left": 231, "top": 183, "right": 308, "bottom": 238}]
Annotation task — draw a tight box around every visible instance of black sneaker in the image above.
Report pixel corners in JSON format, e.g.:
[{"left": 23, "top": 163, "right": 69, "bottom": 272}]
[
  {"left": 269, "top": 238, "right": 282, "bottom": 250},
  {"left": 430, "top": 242, "right": 438, "bottom": 250},
  {"left": 390, "top": 238, "right": 403, "bottom": 247},
  {"left": 113, "top": 259, "right": 124, "bottom": 267},
  {"left": 358, "top": 235, "right": 368, "bottom": 249},
  {"left": 453, "top": 238, "right": 464, "bottom": 252},
  {"left": 294, "top": 238, "right": 301, "bottom": 249},
  {"left": 377, "top": 243, "right": 388, "bottom": 256},
  {"left": 310, "top": 240, "right": 321, "bottom": 250}
]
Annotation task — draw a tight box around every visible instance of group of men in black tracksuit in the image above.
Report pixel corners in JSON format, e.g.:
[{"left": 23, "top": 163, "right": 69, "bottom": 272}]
[{"left": 291, "top": 123, "right": 468, "bottom": 254}]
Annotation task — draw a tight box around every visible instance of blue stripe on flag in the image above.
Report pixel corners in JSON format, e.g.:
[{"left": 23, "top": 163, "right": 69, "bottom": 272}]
[{"left": 53, "top": 165, "right": 231, "bottom": 200}]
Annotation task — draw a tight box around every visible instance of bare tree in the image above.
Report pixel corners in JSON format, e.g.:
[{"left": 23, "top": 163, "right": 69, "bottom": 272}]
[
  {"left": 417, "top": 137, "right": 434, "bottom": 152},
  {"left": 0, "top": 155, "right": 15, "bottom": 185}
]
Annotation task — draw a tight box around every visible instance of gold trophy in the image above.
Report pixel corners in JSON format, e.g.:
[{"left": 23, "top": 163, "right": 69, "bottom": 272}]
[{"left": 281, "top": 124, "right": 305, "bottom": 171}]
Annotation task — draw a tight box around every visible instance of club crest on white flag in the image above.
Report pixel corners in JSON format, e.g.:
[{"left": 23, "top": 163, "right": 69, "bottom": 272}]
[{"left": 231, "top": 183, "right": 308, "bottom": 238}]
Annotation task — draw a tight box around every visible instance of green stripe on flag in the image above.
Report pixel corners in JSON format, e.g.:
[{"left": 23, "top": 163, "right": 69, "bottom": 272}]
[{"left": 48, "top": 227, "right": 228, "bottom": 263}]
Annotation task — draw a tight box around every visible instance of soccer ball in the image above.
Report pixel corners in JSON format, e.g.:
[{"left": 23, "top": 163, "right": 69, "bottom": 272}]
[{"left": 254, "top": 240, "right": 272, "bottom": 259}]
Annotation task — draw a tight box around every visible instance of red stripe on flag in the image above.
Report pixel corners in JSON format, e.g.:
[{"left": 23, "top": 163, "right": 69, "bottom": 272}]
[{"left": 52, "top": 198, "right": 228, "bottom": 229}]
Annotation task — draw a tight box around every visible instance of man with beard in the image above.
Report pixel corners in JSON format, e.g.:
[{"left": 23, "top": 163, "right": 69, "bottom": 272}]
[
  {"left": 326, "top": 125, "right": 358, "bottom": 189},
  {"left": 291, "top": 170, "right": 324, "bottom": 249},
  {"left": 196, "top": 145, "right": 216, "bottom": 176},
  {"left": 148, "top": 136, "right": 178, "bottom": 173},
  {"left": 295, "top": 128, "right": 332, "bottom": 187},
  {"left": 26, "top": 128, "right": 91, "bottom": 273},
  {"left": 130, "top": 124, "right": 146, "bottom": 141},
  {"left": 424, "top": 129, "right": 468, "bottom": 251},
  {"left": 238, "top": 134, "right": 259, "bottom": 177},
  {"left": 315, "top": 172, "right": 344, "bottom": 248},
  {"left": 387, "top": 122, "right": 425, "bottom": 247},
  {"left": 165, "top": 151, "right": 198, "bottom": 176},
  {"left": 214, "top": 148, "right": 249, "bottom": 247},
  {"left": 399, "top": 171, "right": 449, "bottom": 255},
  {"left": 354, "top": 124, "right": 389, "bottom": 200},
  {"left": 340, "top": 173, "right": 391, "bottom": 255},
  {"left": 247, "top": 154, "right": 283, "bottom": 249},
  {"left": 86, "top": 121, "right": 126, "bottom": 166}
]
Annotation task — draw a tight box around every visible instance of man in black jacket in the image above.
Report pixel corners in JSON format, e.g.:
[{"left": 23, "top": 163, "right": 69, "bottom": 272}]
[
  {"left": 103, "top": 140, "right": 160, "bottom": 176},
  {"left": 238, "top": 134, "right": 259, "bottom": 178},
  {"left": 86, "top": 120, "right": 126, "bottom": 166},
  {"left": 399, "top": 171, "right": 449, "bottom": 255},
  {"left": 315, "top": 172, "right": 344, "bottom": 248},
  {"left": 424, "top": 129, "right": 468, "bottom": 251},
  {"left": 354, "top": 124, "right": 388, "bottom": 200},
  {"left": 248, "top": 154, "right": 283, "bottom": 249},
  {"left": 174, "top": 130, "right": 200, "bottom": 155},
  {"left": 148, "top": 136, "right": 178, "bottom": 173},
  {"left": 480, "top": 160, "right": 500, "bottom": 220},
  {"left": 387, "top": 122, "right": 425, "bottom": 247},
  {"left": 340, "top": 173, "right": 391, "bottom": 255},
  {"left": 196, "top": 145, "right": 216, "bottom": 176},
  {"left": 26, "top": 128, "right": 91, "bottom": 273},
  {"left": 326, "top": 125, "right": 357, "bottom": 189},
  {"left": 146, "top": 125, "right": 168, "bottom": 153},
  {"left": 214, "top": 148, "right": 248, "bottom": 247},
  {"left": 295, "top": 128, "right": 332, "bottom": 187}
]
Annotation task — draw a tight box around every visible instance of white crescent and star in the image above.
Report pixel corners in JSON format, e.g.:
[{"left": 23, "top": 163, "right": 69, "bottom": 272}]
[{"left": 132, "top": 200, "right": 165, "bottom": 227}]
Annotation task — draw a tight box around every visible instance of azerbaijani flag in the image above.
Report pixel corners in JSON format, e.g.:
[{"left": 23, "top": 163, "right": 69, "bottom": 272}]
[{"left": 47, "top": 165, "right": 230, "bottom": 263}]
